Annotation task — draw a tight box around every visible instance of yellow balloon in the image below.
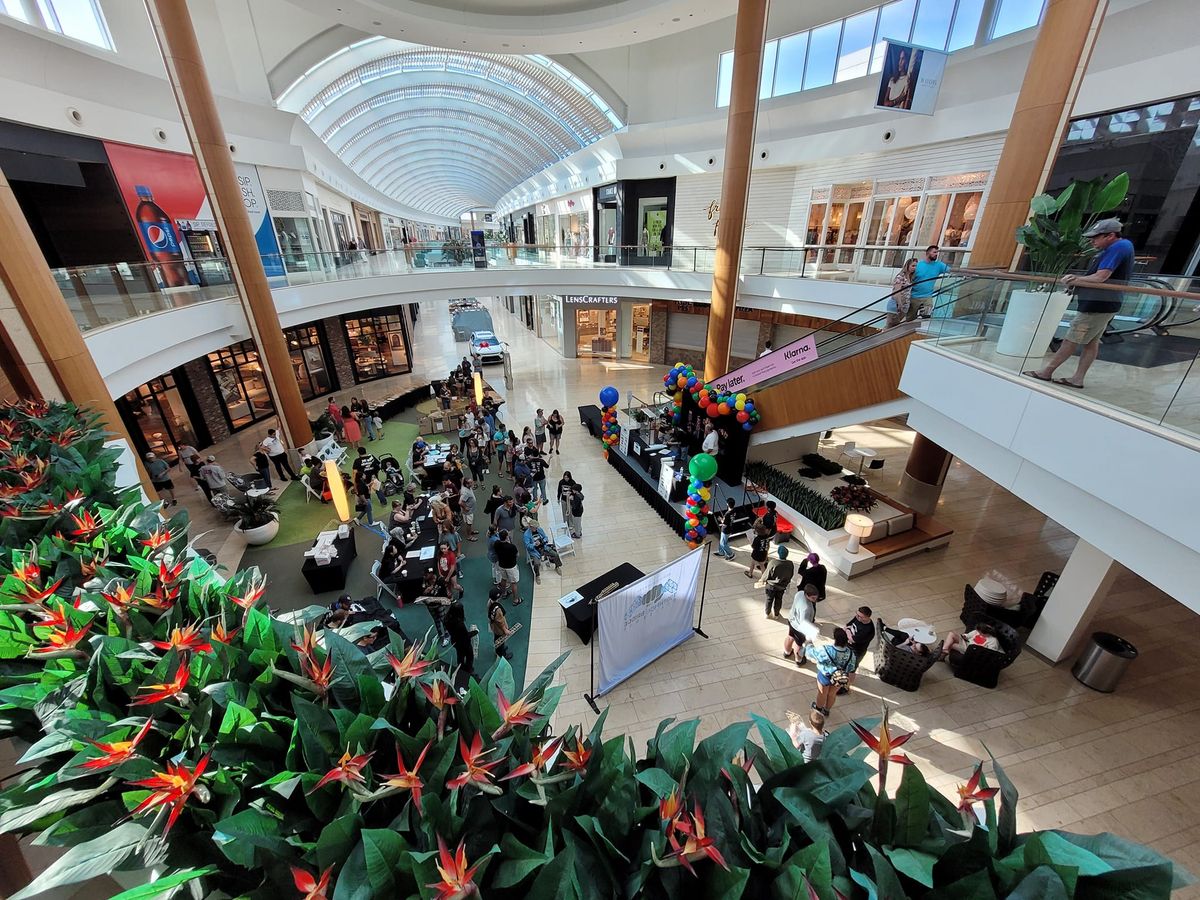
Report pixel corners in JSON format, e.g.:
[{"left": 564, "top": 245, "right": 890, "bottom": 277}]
[
  {"left": 735, "top": 400, "right": 745, "bottom": 411},
  {"left": 736, "top": 393, "right": 747, "bottom": 403},
  {"left": 699, "top": 487, "right": 711, "bottom": 500}
]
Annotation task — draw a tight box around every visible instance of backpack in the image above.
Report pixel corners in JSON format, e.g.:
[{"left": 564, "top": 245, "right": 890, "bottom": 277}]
[{"left": 570, "top": 492, "right": 584, "bottom": 516}]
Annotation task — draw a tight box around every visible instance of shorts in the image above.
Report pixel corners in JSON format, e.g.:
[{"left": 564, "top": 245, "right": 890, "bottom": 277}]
[
  {"left": 153, "top": 479, "right": 174, "bottom": 491},
  {"left": 1066, "top": 311, "right": 1114, "bottom": 344},
  {"left": 462, "top": 512, "right": 474, "bottom": 525},
  {"left": 787, "top": 626, "right": 807, "bottom": 644},
  {"left": 500, "top": 565, "right": 519, "bottom": 584},
  {"left": 816, "top": 671, "right": 834, "bottom": 687}
]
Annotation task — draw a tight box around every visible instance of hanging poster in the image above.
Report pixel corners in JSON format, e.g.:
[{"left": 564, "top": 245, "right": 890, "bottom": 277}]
[
  {"left": 235, "top": 163, "right": 284, "bottom": 277},
  {"left": 874, "top": 40, "right": 947, "bottom": 116}
]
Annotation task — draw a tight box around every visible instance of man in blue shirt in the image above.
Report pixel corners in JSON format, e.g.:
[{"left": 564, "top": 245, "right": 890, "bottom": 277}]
[
  {"left": 911, "top": 245, "right": 950, "bottom": 317},
  {"left": 1026, "top": 219, "right": 1134, "bottom": 389}
]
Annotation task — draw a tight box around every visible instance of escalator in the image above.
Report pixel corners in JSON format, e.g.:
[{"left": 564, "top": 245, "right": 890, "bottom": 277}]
[{"left": 719, "top": 276, "right": 984, "bottom": 433}]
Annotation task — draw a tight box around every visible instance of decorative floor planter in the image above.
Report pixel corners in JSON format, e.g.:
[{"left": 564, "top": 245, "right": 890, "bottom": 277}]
[
  {"left": 996, "top": 289, "right": 1072, "bottom": 358},
  {"left": 234, "top": 515, "right": 279, "bottom": 546}
]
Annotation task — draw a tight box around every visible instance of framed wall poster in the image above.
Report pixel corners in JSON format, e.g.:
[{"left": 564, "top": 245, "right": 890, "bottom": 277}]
[{"left": 874, "top": 40, "right": 947, "bottom": 116}]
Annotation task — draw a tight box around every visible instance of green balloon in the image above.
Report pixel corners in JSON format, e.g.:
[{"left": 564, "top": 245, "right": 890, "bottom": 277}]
[{"left": 688, "top": 453, "right": 718, "bottom": 482}]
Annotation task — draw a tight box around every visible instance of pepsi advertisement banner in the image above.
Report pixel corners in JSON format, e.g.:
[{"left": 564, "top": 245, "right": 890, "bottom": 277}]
[{"left": 104, "top": 142, "right": 283, "bottom": 283}]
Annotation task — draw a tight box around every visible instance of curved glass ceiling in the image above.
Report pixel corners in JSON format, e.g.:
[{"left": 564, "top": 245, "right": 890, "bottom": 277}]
[{"left": 278, "top": 40, "right": 623, "bottom": 219}]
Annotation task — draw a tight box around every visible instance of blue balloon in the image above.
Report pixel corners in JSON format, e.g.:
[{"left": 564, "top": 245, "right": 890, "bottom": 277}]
[
  {"left": 694, "top": 526, "right": 706, "bottom": 538},
  {"left": 744, "top": 401, "right": 754, "bottom": 413},
  {"left": 686, "top": 377, "right": 697, "bottom": 388},
  {"left": 599, "top": 386, "right": 619, "bottom": 407},
  {"left": 743, "top": 422, "right": 753, "bottom": 431}
]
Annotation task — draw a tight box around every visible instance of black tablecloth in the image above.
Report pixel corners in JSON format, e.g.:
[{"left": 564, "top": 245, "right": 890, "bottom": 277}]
[
  {"left": 605, "top": 447, "right": 686, "bottom": 537},
  {"left": 301, "top": 528, "right": 358, "bottom": 594},
  {"left": 382, "top": 501, "right": 442, "bottom": 602},
  {"left": 561, "top": 562, "right": 645, "bottom": 644}
]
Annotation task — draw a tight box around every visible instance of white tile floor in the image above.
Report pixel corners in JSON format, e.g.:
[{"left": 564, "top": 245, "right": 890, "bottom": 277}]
[{"left": 191, "top": 297, "right": 1200, "bottom": 890}]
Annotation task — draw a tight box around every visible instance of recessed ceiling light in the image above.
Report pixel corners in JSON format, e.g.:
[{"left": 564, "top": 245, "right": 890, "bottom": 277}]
[
  {"left": 672, "top": 17, "right": 680, "bottom": 22},
  {"left": 502, "top": 42, "right": 509, "bottom": 47},
  {"left": 372, "top": 20, "right": 381, "bottom": 26}
]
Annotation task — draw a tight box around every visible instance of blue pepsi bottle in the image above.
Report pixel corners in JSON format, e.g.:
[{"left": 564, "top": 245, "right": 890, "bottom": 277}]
[{"left": 134, "top": 185, "right": 188, "bottom": 287}]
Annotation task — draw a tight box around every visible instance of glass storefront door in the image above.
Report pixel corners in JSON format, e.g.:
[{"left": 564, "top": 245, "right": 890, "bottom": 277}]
[
  {"left": 536, "top": 296, "right": 562, "bottom": 353},
  {"left": 576, "top": 309, "right": 618, "bottom": 358},
  {"left": 629, "top": 303, "right": 651, "bottom": 361},
  {"left": 285, "top": 324, "right": 335, "bottom": 400},
  {"left": 341, "top": 309, "right": 412, "bottom": 382},
  {"left": 206, "top": 341, "right": 274, "bottom": 431},
  {"left": 121, "top": 375, "right": 198, "bottom": 462}
]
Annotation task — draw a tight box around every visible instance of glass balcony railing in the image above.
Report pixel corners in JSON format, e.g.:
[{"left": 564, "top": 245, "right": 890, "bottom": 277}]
[
  {"left": 921, "top": 271, "right": 1200, "bottom": 441},
  {"left": 55, "top": 242, "right": 972, "bottom": 333}
]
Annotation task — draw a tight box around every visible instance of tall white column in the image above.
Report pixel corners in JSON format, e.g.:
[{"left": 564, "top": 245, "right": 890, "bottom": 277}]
[{"left": 1027, "top": 538, "right": 1119, "bottom": 663}]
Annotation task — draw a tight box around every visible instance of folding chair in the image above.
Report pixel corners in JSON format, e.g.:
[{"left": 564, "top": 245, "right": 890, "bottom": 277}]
[
  {"left": 370, "top": 559, "right": 402, "bottom": 606},
  {"left": 299, "top": 474, "right": 323, "bottom": 504},
  {"left": 541, "top": 493, "right": 575, "bottom": 559},
  {"left": 835, "top": 440, "right": 857, "bottom": 465}
]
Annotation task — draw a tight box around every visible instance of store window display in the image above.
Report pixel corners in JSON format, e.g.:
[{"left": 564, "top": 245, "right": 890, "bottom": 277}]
[
  {"left": 285, "top": 325, "right": 336, "bottom": 400},
  {"left": 206, "top": 341, "right": 274, "bottom": 430},
  {"left": 575, "top": 308, "right": 617, "bottom": 358},
  {"left": 341, "top": 310, "right": 412, "bottom": 382}
]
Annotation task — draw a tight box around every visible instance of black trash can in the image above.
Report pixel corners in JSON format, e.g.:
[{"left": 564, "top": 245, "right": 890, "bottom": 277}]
[{"left": 1071, "top": 632, "right": 1137, "bottom": 693}]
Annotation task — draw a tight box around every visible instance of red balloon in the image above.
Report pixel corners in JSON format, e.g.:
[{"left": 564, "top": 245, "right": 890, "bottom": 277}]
[{"left": 706, "top": 404, "right": 720, "bottom": 418}]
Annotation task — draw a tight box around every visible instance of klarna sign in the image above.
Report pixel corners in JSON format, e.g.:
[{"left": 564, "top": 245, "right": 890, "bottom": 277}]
[{"left": 710, "top": 335, "right": 819, "bottom": 393}]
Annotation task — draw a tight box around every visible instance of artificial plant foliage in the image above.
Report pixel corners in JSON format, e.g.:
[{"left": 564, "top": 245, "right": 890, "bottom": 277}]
[
  {"left": 0, "top": 400, "right": 1192, "bottom": 899},
  {"left": 1015, "top": 173, "right": 1130, "bottom": 286},
  {"left": 745, "top": 460, "right": 850, "bottom": 531}
]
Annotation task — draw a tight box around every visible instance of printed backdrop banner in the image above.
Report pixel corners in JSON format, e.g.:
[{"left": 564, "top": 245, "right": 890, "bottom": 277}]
[
  {"left": 597, "top": 547, "right": 704, "bottom": 695},
  {"left": 235, "top": 163, "right": 284, "bottom": 277}
]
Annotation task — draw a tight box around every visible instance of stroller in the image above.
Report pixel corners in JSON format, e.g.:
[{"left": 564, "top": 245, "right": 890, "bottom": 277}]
[
  {"left": 379, "top": 454, "right": 405, "bottom": 495},
  {"left": 227, "top": 471, "right": 268, "bottom": 494},
  {"left": 210, "top": 492, "right": 241, "bottom": 521}
]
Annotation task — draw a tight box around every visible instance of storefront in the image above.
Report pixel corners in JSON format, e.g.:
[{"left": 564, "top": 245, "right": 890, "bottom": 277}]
[
  {"left": 285, "top": 323, "right": 337, "bottom": 400},
  {"left": 116, "top": 373, "right": 203, "bottom": 463},
  {"left": 206, "top": 340, "right": 275, "bottom": 431},
  {"left": 594, "top": 183, "right": 620, "bottom": 262},
  {"left": 340, "top": 309, "right": 412, "bottom": 382},
  {"left": 590, "top": 177, "right": 676, "bottom": 266},
  {"left": 624, "top": 302, "right": 652, "bottom": 361},
  {"left": 273, "top": 216, "right": 321, "bottom": 271}
]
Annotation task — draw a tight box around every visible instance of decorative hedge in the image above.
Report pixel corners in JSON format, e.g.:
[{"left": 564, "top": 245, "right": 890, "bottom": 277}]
[
  {"left": 0, "top": 401, "right": 1191, "bottom": 899},
  {"left": 744, "top": 460, "right": 849, "bottom": 531}
]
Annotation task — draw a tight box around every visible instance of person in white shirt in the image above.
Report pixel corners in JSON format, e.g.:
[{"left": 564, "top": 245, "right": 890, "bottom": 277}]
[
  {"left": 261, "top": 428, "right": 298, "bottom": 481},
  {"left": 758, "top": 340, "right": 774, "bottom": 358},
  {"left": 701, "top": 421, "right": 719, "bottom": 456}
]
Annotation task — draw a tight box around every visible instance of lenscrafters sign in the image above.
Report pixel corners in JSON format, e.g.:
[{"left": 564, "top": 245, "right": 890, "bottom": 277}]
[{"left": 562, "top": 295, "right": 619, "bottom": 306}]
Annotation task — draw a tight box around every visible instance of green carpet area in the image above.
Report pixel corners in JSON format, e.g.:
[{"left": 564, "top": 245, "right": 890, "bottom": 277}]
[
  {"left": 265, "top": 420, "right": 420, "bottom": 547},
  {"left": 239, "top": 397, "right": 537, "bottom": 690}
]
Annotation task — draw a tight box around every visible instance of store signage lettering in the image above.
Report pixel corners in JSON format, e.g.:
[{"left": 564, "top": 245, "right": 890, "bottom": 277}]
[
  {"left": 563, "top": 295, "right": 619, "bottom": 306},
  {"left": 597, "top": 185, "right": 618, "bottom": 202},
  {"left": 711, "top": 335, "right": 820, "bottom": 393}
]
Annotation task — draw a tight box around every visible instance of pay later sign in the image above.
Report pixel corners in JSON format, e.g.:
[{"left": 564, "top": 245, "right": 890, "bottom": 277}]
[{"left": 710, "top": 335, "right": 819, "bottom": 393}]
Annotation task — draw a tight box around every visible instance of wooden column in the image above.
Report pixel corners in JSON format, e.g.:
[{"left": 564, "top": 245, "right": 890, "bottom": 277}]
[
  {"left": 896, "top": 432, "right": 953, "bottom": 516},
  {"left": 143, "top": 0, "right": 311, "bottom": 450},
  {"left": 0, "top": 169, "right": 156, "bottom": 496},
  {"left": 968, "top": 0, "right": 1108, "bottom": 269},
  {"left": 704, "top": 0, "right": 770, "bottom": 379}
]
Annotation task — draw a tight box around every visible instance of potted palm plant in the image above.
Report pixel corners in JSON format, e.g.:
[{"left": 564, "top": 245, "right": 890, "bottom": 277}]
[
  {"left": 998, "top": 173, "right": 1129, "bottom": 357},
  {"left": 231, "top": 492, "right": 280, "bottom": 545}
]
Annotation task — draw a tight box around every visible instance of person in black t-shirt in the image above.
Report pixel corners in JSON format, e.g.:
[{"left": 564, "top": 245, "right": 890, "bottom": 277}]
[
  {"left": 493, "top": 530, "right": 521, "bottom": 603},
  {"left": 797, "top": 553, "right": 827, "bottom": 602},
  {"left": 843, "top": 606, "right": 876, "bottom": 695},
  {"left": 761, "top": 501, "right": 779, "bottom": 538},
  {"left": 746, "top": 529, "right": 770, "bottom": 581},
  {"left": 352, "top": 447, "right": 380, "bottom": 481},
  {"left": 525, "top": 448, "right": 549, "bottom": 505}
]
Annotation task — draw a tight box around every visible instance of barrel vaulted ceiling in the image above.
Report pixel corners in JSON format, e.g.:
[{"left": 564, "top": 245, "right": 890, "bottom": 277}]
[{"left": 277, "top": 37, "right": 623, "bottom": 218}]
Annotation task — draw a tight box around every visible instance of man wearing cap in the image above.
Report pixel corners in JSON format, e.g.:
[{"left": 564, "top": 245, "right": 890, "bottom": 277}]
[
  {"left": 144, "top": 452, "right": 177, "bottom": 507},
  {"left": 198, "top": 455, "right": 228, "bottom": 500},
  {"left": 1026, "top": 218, "right": 1133, "bottom": 389}
]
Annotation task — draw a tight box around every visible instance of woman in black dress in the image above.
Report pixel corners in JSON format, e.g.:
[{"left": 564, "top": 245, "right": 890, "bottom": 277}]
[
  {"left": 444, "top": 599, "right": 474, "bottom": 678},
  {"left": 747, "top": 531, "right": 770, "bottom": 581}
]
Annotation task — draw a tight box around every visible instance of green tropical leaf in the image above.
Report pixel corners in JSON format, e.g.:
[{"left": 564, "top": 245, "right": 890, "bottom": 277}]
[
  {"left": 883, "top": 846, "right": 937, "bottom": 888},
  {"left": 360, "top": 828, "right": 407, "bottom": 893},
  {"left": 10, "top": 822, "right": 148, "bottom": 900},
  {"left": 1091, "top": 172, "right": 1130, "bottom": 214},
  {"left": 1008, "top": 865, "right": 1071, "bottom": 899},
  {"left": 211, "top": 808, "right": 289, "bottom": 868},
  {"left": 1030, "top": 193, "right": 1058, "bottom": 215},
  {"left": 864, "top": 844, "right": 906, "bottom": 900},
  {"left": 985, "top": 745, "right": 1018, "bottom": 856},
  {"left": 106, "top": 867, "right": 218, "bottom": 900},
  {"left": 634, "top": 767, "right": 678, "bottom": 800},
  {"left": 315, "top": 813, "right": 362, "bottom": 873},
  {"left": 892, "top": 764, "right": 930, "bottom": 848},
  {"left": 492, "top": 831, "right": 553, "bottom": 889},
  {"left": 0, "top": 779, "right": 115, "bottom": 834}
]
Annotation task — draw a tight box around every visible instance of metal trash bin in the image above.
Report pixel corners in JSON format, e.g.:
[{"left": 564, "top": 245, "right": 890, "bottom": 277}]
[{"left": 1072, "top": 632, "right": 1138, "bottom": 693}]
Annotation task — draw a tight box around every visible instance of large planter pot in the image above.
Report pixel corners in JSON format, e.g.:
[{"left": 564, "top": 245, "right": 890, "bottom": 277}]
[
  {"left": 234, "top": 515, "right": 279, "bottom": 546},
  {"left": 996, "top": 289, "right": 1072, "bottom": 358}
]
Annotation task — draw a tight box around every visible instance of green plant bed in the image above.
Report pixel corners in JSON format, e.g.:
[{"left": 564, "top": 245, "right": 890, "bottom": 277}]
[
  {"left": 0, "top": 401, "right": 1191, "bottom": 899},
  {"left": 746, "top": 460, "right": 849, "bottom": 530}
]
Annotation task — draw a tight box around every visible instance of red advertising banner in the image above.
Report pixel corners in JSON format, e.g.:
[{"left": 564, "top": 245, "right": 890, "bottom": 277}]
[{"left": 103, "top": 141, "right": 212, "bottom": 287}]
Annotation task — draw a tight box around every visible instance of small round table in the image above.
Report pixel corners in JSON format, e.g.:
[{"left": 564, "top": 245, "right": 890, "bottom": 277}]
[
  {"left": 848, "top": 447, "right": 878, "bottom": 476},
  {"left": 246, "top": 487, "right": 271, "bottom": 499}
]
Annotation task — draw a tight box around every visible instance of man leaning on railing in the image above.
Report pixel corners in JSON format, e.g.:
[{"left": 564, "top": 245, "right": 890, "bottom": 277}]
[{"left": 1024, "top": 219, "right": 1134, "bottom": 390}]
